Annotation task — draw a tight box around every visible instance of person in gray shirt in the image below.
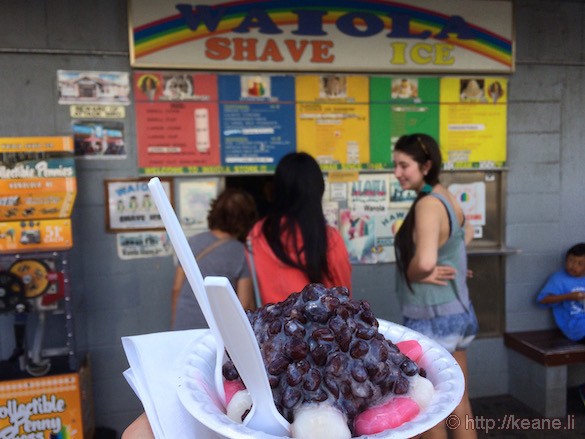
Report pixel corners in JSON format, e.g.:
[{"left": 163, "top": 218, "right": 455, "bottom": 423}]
[{"left": 172, "top": 187, "right": 257, "bottom": 330}]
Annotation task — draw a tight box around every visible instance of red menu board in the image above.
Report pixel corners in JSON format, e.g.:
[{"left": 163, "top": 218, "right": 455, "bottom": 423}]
[{"left": 134, "top": 72, "right": 221, "bottom": 171}]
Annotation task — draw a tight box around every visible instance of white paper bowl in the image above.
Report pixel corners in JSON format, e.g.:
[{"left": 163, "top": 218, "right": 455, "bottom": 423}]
[{"left": 177, "top": 319, "right": 464, "bottom": 439}]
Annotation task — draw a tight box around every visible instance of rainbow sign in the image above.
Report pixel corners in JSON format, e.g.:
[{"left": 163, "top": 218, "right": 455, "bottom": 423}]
[{"left": 129, "top": 0, "right": 514, "bottom": 73}]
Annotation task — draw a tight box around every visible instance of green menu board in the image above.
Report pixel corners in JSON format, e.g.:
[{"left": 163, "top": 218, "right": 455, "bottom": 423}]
[{"left": 370, "top": 77, "right": 440, "bottom": 166}]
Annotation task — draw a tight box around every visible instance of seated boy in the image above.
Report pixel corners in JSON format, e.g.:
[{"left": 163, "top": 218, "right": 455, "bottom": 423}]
[{"left": 537, "top": 243, "right": 585, "bottom": 341}]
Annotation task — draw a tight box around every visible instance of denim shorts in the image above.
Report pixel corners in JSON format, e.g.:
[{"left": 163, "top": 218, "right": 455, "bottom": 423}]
[{"left": 403, "top": 307, "right": 479, "bottom": 353}]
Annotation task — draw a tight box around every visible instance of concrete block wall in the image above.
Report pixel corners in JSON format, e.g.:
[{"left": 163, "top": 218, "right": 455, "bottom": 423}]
[
  {"left": 0, "top": 0, "right": 584, "bottom": 435},
  {"left": 505, "top": 0, "right": 585, "bottom": 335}
]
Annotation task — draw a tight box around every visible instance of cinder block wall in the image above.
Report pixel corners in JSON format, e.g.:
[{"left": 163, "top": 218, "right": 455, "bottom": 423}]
[{"left": 0, "top": 0, "right": 583, "bottom": 434}]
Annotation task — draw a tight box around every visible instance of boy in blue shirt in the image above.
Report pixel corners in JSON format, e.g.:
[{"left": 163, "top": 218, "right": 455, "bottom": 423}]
[{"left": 537, "top": 243, "right": 585, "bottom": 341}]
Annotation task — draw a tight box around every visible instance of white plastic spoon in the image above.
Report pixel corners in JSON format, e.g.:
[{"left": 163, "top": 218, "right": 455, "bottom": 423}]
[
  {"left": 204, "top": 276, "right": 291, "bottom": 437},
  {"left": 147, "top": 177, "right": 227, "bottom": 407}
]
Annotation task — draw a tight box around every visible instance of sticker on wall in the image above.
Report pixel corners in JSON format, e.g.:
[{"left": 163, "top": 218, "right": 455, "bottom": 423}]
[{"left": 117, "top": 231, "right": 173, "bottom": 260}]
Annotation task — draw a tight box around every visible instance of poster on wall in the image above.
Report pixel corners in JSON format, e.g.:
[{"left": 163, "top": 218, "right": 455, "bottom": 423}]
[
  {"left": 296, "top": 75, "right": 370, "bottom": 169},
  {"left": 72, "top": 120, "right": 126, "bottom": 158},
  {"left": 448, "top": 181, "right": 487, "bottom": 226},
  {"left": 134, "top": 71, "right": 221, "bottom": 173},
  {"left": 439, "top": 77, "right": 507, "bottom": 169},
  {"left": 128, "top": 0, "right": 514, "bottom": 74},
  {"left": 389, "top": 175, "right": 417, "bottom": 208},
  {"left": 176, "top": 178, "right": 220, "bottom": 231},
  {"left": 219, "top": 74, "right": 296, "bottom": 169},
  {"left": 340, "top": 208, "right": 377, "bottom": 263},
  {"left": 105, "top": 178, "right": 172, "bottom": 232},
  {"left": 370, "top": 77, "right": 440, "bottom": 166},
  {"left": 57, "top": 70, "right": 130, "bottom": 105},
  {"left": 348, "top": 173, "right": 390, "bottom": 211}
]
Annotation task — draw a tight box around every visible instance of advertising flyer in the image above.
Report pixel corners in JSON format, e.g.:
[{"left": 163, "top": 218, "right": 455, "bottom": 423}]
[
  {"left": 0, "top": 219, "right": 73, "bottom": 252},
  {"left": 439, "top": 77, "right": 507, "bottom": 168},
  {"left": 370, "top": 77, "right": 440, "bottom": 166},
  {"left": 134, "top": 71, "right": 221, "bottom": 171},
  {"left": 0, "top": 157, "right": 77, "bottom": 221},
  {"left": 296, "top": 75, "right": 370, "bottom": 169},
  {"left": 219, "top": 74, "right": 296, "bottom": 169}
]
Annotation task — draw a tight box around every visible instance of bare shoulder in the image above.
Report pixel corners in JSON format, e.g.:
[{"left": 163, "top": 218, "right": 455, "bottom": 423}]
[{"left": 415, "top": 194, "right": 444, "bottom": 216}]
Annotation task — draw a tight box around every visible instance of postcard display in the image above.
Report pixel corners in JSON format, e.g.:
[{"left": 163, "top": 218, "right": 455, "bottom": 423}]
[{"left": 0, "top": 137, "right": 93, "bottom": 438}]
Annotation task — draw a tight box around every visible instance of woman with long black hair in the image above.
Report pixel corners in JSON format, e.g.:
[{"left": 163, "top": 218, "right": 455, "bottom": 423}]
[{"left": 247, "top": 152, "right": 352, "bottom": 304}]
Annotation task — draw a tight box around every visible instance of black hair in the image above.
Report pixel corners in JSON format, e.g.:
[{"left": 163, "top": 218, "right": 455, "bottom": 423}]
[
  {"left": 566, "top": 243, "right": 585, "bottom": 258},
  {"left": 393, "top": 134, "right": 442, "bottom": 291},
  {"left": 262, "top": 152, "right": 330, "bottom": 283}
]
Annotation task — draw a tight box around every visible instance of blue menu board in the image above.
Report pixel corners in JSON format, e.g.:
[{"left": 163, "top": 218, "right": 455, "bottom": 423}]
[{"left": 219, "top": 75, "right": 296, "bottom": 170}]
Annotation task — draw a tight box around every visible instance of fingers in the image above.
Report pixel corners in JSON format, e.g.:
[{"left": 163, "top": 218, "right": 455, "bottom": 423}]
[{"left": 436, "top": 266, "right": 456, "bottom": 280}]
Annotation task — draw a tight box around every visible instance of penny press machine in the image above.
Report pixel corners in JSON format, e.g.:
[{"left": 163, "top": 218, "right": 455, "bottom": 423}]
[{"left": 0, "top": 136, "right": 78, "bottom": 377}]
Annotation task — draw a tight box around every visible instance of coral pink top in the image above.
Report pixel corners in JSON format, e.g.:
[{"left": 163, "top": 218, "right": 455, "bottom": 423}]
[{"left": 247, "top": 220, "right": 352, "bottom": 305}]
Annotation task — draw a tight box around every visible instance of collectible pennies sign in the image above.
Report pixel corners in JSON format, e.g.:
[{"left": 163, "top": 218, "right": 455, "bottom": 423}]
[{"left": 129, "top": 0, "right": 514, "bottom": 73}]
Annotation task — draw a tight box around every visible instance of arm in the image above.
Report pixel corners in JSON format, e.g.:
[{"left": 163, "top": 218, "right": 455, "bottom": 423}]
[
  {"left": 539, "top": 291, "right": 585, "bottom": 304},
  {"left": 171, "top": 267, "right": 185, "bottom": 327},
  {"left": 407, "top": 198, "right": 443, "bottom": 282},
  {"left": 121, "top": 413, "right": 155, "bottom": 439},
  {"left": 236, "top": 277, "right": 256, "bottom": 311}
]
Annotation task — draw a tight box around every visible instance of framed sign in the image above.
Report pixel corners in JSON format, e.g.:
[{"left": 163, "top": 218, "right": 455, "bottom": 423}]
[{"left": 105, "top": 178, "right": 173, "bottom": 232}]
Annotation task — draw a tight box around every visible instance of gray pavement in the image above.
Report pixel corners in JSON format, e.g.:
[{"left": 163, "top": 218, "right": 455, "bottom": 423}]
[{"left": 470, "top": 387, "right": 585, "bottom": 438}]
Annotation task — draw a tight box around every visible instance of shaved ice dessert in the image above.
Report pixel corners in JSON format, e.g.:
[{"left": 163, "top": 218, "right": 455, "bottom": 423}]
[{"left": 221, "top": 283, "right": 435, "bottom": 438}]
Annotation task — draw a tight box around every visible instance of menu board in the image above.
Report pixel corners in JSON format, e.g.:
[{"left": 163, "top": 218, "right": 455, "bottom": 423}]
[
  {"left": 439, "top": 77, "right": 507, "bottom": 168},
  {"left": 134, "top": 71, "right": 221, "bottom": 172},
  {"left": 296, "top": 75, "right": 370, "bottom": 169},
  {"left": 370, "top": 77, "right": 440, "bottom": 166},
  {"left": 219, "top": 74, "right": 296, "bottom": 170},
  {"left": 135, "top": 73, "right": 508, "bottom": 175}
]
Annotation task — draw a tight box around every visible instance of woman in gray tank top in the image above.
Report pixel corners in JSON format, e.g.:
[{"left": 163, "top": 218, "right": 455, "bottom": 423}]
[{"left": 393, "top": 134, "right": 478, "bottom": 439}]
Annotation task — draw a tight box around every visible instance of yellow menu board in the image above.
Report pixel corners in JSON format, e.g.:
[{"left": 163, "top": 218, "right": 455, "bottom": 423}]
[
  {"left": 296, "top": 75, "right": 370, "bottom": 169},
  {"left": 439, "top": 77, "right": 507, "bottom": 168}
]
